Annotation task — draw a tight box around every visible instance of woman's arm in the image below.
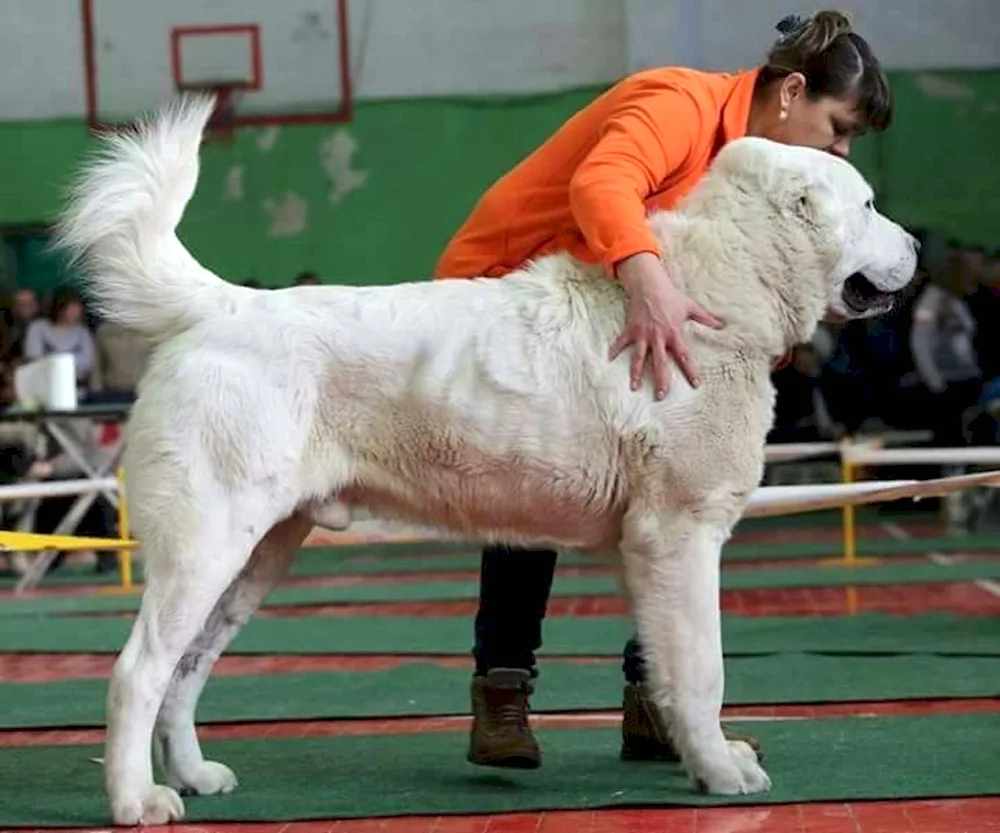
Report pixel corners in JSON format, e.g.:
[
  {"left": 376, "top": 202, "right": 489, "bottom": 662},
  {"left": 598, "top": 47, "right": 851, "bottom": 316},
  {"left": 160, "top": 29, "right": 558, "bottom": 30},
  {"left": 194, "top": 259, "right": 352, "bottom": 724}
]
[
  {"left": 568, "top": 87, "right": 700, "bottom": 270},
  {"left": 568, "top": 87, "right": 723, "bottom": 398},
  {"left": 614, "top": 253, "right": 721, "bottom": 394}
]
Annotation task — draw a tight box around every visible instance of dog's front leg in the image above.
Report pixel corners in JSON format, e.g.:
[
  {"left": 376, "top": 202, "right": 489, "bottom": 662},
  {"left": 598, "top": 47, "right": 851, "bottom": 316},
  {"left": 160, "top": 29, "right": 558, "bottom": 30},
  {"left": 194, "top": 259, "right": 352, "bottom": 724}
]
[{"left": 620, "top": 503, "right": 770, "bottom": 795}]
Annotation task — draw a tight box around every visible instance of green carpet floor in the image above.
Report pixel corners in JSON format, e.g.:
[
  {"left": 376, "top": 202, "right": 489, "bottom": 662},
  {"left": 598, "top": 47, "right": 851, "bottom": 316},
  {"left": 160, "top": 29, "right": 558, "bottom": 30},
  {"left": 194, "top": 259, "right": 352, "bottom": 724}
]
[
  {"left": 2, "top": 655, "right": 997, "bottom": 730},
  {"left": 4, "top": 715, "right": 998, "bottom": 826},
  {"left": 4, "top": 560, "right": 1000, "bottom": 618},
  {"left": 0, "top": 613, "right": 994, "bottom": 656},
  {"left": 4, "top": 529, "right": 998, "bottom": 592},
  {"left": 291, "top": 534, "right": 1000, "bottom": 574}
]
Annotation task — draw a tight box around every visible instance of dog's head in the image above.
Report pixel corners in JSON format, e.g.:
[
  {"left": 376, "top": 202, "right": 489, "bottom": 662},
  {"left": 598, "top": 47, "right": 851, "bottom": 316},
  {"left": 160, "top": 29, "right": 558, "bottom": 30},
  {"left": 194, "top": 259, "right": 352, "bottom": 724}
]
[{"left": 691, "top": 137, "right": 918, "bottom": 324}]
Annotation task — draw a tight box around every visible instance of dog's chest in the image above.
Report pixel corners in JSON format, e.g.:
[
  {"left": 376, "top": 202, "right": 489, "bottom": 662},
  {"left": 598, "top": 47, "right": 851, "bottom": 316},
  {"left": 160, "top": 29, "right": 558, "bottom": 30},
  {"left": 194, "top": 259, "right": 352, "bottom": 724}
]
[{"left": 336, "top": 429, "right": 629, "bottom": 549}]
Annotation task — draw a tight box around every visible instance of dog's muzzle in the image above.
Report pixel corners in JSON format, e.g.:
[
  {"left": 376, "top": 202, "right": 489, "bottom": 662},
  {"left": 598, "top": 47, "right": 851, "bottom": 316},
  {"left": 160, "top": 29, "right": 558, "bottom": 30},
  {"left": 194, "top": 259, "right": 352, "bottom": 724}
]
[{"left": 842, "top": 273, "right": 897, "bottom": 315}]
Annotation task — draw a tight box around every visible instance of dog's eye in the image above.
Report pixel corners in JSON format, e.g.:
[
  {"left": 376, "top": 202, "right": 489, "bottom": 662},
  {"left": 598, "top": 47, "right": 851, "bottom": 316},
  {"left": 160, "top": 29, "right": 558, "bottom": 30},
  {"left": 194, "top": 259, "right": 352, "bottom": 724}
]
[{"left": 864, "top": 199, "right": 874, "bottom": 210}]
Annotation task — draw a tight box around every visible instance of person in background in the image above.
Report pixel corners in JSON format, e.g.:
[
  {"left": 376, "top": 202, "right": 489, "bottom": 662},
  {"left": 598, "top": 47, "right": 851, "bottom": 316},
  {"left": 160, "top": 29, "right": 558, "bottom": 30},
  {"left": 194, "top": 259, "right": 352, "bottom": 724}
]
[
  {"left": 22, "top": 287, "right": 96, "bottom": 390},
  {"left": 768, "top": 341, "right": 840, "bottom": 443},
  {"left": 293, "top": 271, "right": 322, "bottom": 286},
  {"left": 907, "top": 245, "right": 983, "bottom": 445},
  {"left": 434, "top": 10, "right": 893, "bottom": 769},
  {"left": 959, "top": 250, "right": 1000, "bottom": 444},
  {"left": 965, "top": 249, "right": 1000, "bottom": 385},
  {"left": 823, "top": 241, "right": 928, "bottom": 434},
  {"left": 1, "top": 287, "right": 40, "bottom": 363},
  {"left": 813, "top": 318, "right": 874, "bottom": 433}
]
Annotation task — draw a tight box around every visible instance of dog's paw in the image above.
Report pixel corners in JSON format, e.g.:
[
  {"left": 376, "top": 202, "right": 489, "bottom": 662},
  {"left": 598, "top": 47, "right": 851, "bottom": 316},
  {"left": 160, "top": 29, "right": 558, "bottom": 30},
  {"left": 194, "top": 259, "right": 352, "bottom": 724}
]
[
  {"left": 168, "top": 760, "right": 239, "bottom": 796},
  {"left": 692, "top": 741, "right": 771, "bottom": 795},
  {"left": 111, "top": 784, "right": 185, "bottom": 826}
]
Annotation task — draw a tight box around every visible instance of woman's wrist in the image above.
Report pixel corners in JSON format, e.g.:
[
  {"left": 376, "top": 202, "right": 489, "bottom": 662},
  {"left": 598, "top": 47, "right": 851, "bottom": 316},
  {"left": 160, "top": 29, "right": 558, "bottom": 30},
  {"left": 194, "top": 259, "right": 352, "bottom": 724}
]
[{"left": 615, "top": 252, "right": 674, "bottom": 298}]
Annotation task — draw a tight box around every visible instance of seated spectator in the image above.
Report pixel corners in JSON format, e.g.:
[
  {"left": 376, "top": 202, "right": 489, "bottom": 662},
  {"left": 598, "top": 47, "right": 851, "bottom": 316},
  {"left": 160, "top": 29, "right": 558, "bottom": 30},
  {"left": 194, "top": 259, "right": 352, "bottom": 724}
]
[
  {"left": 0, "top": 287, "right": 40, "bottom": 363},
  {"left": 905, "top": 247, "right": 983, "bottom": 445},
  {"left": 23, "top": 287, "right": 96, "bottom": 390}
]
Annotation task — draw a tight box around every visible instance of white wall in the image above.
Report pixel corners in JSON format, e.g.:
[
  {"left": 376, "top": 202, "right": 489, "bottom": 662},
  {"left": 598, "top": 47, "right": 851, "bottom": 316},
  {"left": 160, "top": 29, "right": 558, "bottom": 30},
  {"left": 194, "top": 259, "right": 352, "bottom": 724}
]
[
  {"left": 349, "top": 0, "right": 626, "bottom": 99},
  {"left": 0, "top": 0, "right": 997, "bottom": 123},
  {"left": 0, "top": 0, "right": 86, "bottom": 119},
  {"left": 626, "top": 0, "right": 1000, "bottom": 73}
]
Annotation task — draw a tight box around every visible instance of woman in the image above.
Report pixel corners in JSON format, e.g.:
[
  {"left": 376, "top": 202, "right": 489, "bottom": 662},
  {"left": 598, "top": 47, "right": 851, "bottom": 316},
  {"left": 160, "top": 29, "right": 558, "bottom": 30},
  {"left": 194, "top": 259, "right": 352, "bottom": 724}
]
[
  {"left": 23, "top": 287, "right": 96, "bottom": 390},
  {"left": 435, "top": 11, "right": 893, "bottom": 769}
]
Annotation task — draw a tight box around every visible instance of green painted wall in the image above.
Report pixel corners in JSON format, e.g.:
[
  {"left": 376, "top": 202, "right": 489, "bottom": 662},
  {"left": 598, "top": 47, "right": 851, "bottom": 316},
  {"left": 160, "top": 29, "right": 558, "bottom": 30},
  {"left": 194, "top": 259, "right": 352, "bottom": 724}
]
[{"left": 1, "top": 70, "right": 997, "bottom": 291}]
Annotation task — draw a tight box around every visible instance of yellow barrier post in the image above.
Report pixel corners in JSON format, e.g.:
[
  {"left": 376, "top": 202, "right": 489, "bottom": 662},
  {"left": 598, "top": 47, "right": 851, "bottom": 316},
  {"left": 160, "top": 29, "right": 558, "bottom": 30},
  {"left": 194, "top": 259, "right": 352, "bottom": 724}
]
[
  {"left": 117, "top": 466, "right": 133, "bottom": 591},
  {"left": 842, "top": 458, "right": 856, "bottom": 565},
  {"left": 840, "top": 452, "right": 859, "bottom": 613}
]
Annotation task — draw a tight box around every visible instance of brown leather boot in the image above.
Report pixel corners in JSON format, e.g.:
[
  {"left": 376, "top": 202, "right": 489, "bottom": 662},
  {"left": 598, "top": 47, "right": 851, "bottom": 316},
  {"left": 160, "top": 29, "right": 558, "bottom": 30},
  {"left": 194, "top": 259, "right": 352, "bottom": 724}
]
[
  {"left": 468, "top": 668, "right": 541, "bottom": 769},
  {"left": 620, "top": 682, "right": 763, "bottom": 762}
]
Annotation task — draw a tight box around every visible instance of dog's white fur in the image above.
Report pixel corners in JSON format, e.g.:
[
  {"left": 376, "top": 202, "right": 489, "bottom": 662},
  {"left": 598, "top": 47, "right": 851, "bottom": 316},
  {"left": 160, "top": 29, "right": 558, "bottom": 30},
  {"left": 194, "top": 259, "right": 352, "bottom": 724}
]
[{"left": 57, "top": 95, "right": 917, "bottom": 825}]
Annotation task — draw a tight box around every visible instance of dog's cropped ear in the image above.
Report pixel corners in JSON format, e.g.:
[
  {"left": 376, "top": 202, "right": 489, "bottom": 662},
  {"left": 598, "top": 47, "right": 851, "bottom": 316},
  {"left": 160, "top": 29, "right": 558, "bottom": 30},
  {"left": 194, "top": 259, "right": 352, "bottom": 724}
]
[{"left": 788, "top": 173, "right": 835, "bottom": 226}]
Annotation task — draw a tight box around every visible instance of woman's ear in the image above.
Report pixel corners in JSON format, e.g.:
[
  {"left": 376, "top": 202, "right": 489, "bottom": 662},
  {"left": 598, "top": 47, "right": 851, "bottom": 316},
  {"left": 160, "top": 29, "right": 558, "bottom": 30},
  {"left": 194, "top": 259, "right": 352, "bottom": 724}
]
[{"left": 779, "top": 72, "right": 808, "bottom": 112}]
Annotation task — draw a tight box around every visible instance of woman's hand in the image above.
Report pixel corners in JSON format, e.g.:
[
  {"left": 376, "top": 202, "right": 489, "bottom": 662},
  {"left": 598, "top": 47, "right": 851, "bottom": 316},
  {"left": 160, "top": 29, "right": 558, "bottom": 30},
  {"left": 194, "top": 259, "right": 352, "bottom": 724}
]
[{"left": 611, "top": 252, "right": 723, "bottom": 399}]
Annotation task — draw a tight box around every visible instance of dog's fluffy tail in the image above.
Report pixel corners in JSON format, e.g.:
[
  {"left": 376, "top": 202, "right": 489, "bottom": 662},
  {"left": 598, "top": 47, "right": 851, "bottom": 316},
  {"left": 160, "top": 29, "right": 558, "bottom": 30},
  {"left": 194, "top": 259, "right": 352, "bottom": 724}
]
[{"left": 55, "top": 94, "right": 240, "bottom": 344}]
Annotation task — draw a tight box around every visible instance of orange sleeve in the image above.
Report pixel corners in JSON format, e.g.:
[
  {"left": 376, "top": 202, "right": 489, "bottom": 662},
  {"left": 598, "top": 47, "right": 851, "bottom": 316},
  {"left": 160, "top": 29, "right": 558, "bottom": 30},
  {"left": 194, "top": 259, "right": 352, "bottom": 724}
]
[{"left": 568, "top": 86, "right": 702, "bottom": 270}]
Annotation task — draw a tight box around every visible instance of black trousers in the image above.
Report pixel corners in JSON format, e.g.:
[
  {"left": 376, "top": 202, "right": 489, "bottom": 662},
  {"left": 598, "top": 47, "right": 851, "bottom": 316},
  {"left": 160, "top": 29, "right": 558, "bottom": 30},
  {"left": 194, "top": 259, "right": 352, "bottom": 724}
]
[{"left": 473, "top": 544, "right": 647, "bottom": 683}]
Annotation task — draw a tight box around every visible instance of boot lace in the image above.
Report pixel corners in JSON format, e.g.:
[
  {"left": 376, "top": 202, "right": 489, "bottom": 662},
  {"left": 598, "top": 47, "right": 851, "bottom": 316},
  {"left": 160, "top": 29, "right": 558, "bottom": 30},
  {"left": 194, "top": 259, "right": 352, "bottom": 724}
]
[{"left": 495, "top": 691, "right": 529, "bottom": 728}]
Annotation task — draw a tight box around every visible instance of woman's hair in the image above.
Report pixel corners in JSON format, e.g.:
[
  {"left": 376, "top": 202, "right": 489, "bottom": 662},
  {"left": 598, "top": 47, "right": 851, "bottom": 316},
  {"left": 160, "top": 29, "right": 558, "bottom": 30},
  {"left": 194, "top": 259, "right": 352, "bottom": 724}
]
[
  {"left": 757, "top": 10, "right": 892, "bottom": 132},
  {"left": 48, "top": 286, "right": 84, "bottom": 323}
]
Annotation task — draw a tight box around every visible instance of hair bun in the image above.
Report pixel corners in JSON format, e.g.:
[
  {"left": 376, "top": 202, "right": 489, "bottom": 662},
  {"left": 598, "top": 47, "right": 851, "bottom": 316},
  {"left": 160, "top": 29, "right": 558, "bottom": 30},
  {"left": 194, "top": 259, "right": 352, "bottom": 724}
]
[
  {"left": 776, "top": 14, "right": 805, "bottom": 35},
  {"left": 773, "top": 10, "right": 852, "bottom": 49}
]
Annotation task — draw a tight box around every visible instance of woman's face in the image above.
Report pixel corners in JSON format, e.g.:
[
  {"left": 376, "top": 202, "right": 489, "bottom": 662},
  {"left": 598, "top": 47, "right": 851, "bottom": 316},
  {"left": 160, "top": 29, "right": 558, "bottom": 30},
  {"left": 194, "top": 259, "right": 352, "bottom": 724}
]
[
  {"left": 763, "top": 73, "right": 861, "bottom": 159},
  {"left": 58, "top": 300, "right": 84, "bottom": 326}
]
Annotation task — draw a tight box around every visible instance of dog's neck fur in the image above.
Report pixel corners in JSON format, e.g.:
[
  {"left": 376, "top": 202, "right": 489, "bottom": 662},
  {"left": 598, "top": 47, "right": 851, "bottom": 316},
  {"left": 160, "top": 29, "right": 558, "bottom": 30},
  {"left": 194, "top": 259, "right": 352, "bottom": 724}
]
[{"left": 649, "top": 207, "right": 837, "bottom": 361}]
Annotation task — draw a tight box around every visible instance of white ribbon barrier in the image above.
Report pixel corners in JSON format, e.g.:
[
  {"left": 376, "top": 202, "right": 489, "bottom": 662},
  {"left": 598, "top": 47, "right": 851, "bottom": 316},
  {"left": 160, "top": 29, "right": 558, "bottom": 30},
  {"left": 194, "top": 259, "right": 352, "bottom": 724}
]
[
  {"left": 0, "top": 477, "right": 119, "bottom": 503},
  {"left": 842, "top": 446, "right": 1000, "bottom": 467},
  {"left": 763, "top": 442, "right": 842, "bottom": 464},
  {"left": 745, "top": 470, "right": 1000, "bottom": 519}
]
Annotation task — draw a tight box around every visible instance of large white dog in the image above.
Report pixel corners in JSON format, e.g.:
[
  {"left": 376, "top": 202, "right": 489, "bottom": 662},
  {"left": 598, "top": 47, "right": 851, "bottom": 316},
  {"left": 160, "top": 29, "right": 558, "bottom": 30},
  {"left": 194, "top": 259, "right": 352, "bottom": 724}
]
[{"left": 57, "top": 96, "right": 917, "bottom": 826}]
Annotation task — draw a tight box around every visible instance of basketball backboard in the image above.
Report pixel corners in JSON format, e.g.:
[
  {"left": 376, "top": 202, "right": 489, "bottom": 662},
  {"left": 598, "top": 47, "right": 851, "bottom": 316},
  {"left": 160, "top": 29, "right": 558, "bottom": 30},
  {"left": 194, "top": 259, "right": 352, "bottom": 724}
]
[{"left": 80, "top": 0, "right": 352, "bottom": 131}]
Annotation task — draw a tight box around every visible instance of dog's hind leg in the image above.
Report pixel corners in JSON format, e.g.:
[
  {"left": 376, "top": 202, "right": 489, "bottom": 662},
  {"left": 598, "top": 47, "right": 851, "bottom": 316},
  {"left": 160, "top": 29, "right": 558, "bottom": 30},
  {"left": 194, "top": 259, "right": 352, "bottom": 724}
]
[
  {"left": 153, "top": 511, "right": 313, "bottom": 796},
  {"left": 620, "top": 499, "right": 771, "bottom": 797},
  {"left": 104, "top": 503, "right": 286, "bottom": 827}
]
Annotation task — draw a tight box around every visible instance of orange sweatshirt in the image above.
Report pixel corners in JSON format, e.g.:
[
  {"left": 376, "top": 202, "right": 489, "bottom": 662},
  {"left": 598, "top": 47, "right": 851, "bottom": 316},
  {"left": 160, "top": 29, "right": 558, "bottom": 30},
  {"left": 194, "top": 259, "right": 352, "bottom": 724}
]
[{"left": 435, "top": 67, "right": 759, "bottom": 280}]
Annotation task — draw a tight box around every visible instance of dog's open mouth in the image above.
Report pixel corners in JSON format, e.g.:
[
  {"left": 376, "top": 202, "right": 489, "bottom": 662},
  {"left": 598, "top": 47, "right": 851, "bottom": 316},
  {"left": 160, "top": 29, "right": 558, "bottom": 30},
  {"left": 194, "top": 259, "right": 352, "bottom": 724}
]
[{"left": 842, "top": 273, "right": 896, "bottom": 315}]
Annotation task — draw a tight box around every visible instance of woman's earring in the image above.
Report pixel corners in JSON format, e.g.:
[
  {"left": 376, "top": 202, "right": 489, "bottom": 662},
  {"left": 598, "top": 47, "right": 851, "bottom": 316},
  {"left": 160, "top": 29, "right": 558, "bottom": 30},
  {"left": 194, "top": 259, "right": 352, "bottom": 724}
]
[{"left": 780, "top": 108, "right": 788, "bottom": 121}]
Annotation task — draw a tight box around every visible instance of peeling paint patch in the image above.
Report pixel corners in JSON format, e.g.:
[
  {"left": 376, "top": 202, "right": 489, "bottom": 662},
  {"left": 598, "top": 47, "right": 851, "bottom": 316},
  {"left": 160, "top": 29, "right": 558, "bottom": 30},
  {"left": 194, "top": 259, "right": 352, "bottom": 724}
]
[
  {"left": 915, "top": 74, "right": 975, "bottom": 101},
  {"left": 320, "top": 128, "right": 368, "bottom": 204},
  {"left": 264, "top": 191, "right": 308, "bottom": 237},
  {"left": 255, "top": 126, "right": 280, "bottom": 152},
  {"left": 222, "top": 164, "right": 244, "bottom": 201}
]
